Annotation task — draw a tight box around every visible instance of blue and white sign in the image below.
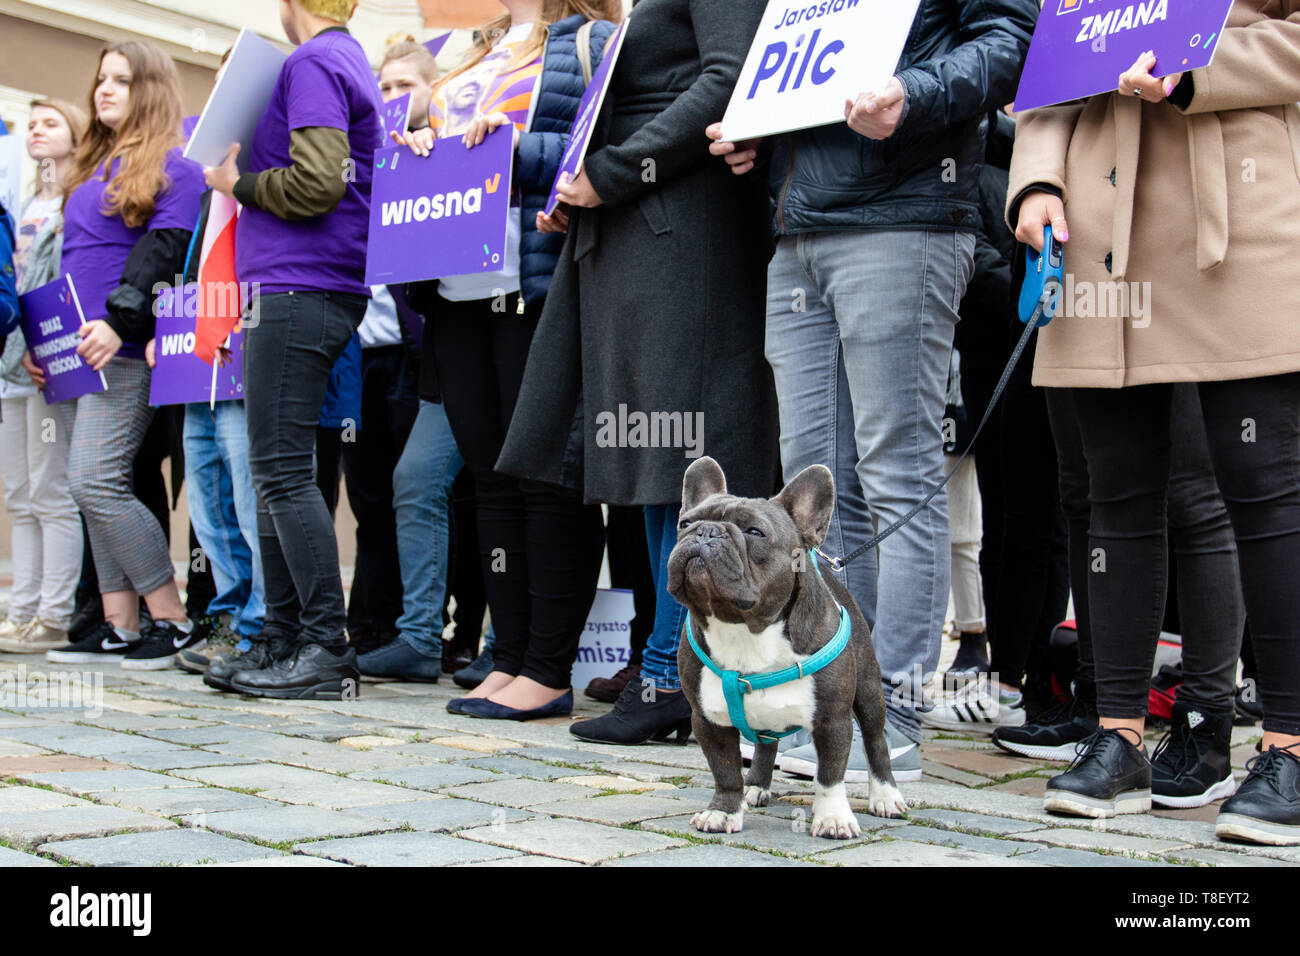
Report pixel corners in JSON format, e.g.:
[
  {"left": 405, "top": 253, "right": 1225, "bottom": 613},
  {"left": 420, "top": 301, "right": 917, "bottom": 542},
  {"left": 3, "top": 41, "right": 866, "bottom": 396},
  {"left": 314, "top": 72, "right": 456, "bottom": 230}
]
[{"left": 720, "top": 0, "right": 922, "bottom": 141}]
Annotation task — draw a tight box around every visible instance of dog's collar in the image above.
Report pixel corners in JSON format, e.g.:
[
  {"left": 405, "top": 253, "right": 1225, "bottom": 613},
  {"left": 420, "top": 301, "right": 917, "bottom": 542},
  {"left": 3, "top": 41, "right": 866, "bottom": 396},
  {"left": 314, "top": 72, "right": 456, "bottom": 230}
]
[{"left": 685, "top": 550, "right": 852, "bottom": 746}]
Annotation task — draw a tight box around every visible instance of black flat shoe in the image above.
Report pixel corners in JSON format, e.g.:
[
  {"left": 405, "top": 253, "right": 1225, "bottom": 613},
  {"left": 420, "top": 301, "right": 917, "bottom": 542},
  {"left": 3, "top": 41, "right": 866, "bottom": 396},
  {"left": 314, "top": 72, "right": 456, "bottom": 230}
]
[{"left": 569, "top": 679, "right": 693, "bottom": 745}]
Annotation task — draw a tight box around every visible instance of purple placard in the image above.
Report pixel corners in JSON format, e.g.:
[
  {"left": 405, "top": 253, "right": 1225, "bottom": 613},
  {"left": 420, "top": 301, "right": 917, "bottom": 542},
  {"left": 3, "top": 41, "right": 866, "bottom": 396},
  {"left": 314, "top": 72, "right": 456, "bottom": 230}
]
[
  {"left": 148, "top": 307, "right": 244, "bottom": 407},
  {"left": 545, "top": 19, "right": 629, "bottom": 216},
  {"left": 381, "top": 92, "right": 413, "bottom": 140},
  {"left": 1014, "top": 0, "right": 1235, "bottom": 113},
  {"left": 364, "top": 126, "right": 514, "bottom": 286},
  {"left": 17, "top": 275, "right": 105, "bottom": 405}
]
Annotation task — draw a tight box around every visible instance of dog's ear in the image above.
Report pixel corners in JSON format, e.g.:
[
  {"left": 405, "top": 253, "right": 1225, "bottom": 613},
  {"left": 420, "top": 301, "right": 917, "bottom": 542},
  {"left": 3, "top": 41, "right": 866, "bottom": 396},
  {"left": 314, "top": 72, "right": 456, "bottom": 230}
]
[
  {"left": 682, "top": 456, "right": 727, "bottom": 512},
  {"left": 774, "top": 464, "right": 835, "bottom": 549}
]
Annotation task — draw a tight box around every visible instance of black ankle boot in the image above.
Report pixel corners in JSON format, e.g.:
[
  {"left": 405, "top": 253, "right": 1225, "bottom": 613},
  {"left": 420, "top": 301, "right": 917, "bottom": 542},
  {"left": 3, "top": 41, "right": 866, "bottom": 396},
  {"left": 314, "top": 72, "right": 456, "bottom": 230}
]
[
  {"left": 569, "top": 679, "right": 693, "bottom": 745},
  {"left": 1151, "top": 701, "right": 1236, "bottom": 808}
]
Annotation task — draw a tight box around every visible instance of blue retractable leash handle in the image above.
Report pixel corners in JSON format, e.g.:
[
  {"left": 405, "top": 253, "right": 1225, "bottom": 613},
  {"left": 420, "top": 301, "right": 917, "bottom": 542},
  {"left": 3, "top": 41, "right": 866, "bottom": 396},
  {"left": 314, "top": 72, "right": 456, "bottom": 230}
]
[{"left": 815, "top": 226, "right": 1063, "bottom": 573}]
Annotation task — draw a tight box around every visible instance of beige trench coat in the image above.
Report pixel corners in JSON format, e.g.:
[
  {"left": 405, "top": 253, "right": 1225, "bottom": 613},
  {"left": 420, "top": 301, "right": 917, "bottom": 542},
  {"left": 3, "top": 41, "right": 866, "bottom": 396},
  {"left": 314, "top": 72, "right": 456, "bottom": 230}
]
[{"left": 1006, "top": 0, "right": 1300, "bottom": 388}]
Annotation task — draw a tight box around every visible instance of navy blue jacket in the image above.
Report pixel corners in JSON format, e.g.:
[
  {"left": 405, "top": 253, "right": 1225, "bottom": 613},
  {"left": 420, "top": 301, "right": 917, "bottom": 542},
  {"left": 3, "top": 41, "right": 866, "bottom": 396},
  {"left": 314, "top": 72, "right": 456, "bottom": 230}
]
[
  {"left": 0, "top": 200, "right": 18, "bottom": 339},
  {"left": 515, "top": 14, "right": 617, "bottom": 304}
]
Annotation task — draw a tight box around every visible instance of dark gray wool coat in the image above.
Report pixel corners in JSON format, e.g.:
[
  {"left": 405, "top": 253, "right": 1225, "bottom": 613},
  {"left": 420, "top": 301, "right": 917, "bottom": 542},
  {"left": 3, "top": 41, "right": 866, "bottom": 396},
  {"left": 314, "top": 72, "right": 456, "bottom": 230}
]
[{"left": 496, "top": 0, "right": 780, "bottom": 507}]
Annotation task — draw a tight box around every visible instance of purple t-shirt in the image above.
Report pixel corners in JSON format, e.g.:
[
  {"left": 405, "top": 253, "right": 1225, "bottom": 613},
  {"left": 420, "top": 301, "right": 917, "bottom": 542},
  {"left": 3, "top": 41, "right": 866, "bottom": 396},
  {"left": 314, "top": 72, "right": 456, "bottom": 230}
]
[
  {"left": 236, "top": 28, "right": 382, "bottom": 298},
  {"left": 61, "top": 147, "right": 205, "bottom": 359}
]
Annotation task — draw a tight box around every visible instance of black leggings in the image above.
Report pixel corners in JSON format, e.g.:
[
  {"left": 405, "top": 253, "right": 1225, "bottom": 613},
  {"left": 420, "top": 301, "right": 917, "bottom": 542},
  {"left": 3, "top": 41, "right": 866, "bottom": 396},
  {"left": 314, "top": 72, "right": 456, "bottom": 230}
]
[
  {"left": 432, "top": 294, "right": 605, "bottom": 690},
  {"left": 1069, "top": 376, "right": 1296, "bottom": 733}
]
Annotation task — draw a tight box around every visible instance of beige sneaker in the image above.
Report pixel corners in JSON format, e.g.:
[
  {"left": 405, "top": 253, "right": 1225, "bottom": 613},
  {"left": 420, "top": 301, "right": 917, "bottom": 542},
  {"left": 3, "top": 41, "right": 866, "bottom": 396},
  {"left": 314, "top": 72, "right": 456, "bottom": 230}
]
[
  {"left": 0, "top": 621, "right": 67, "bottom": 653},
  {"left": 0, "top": 619, "right": 36, "bottom": 651}
]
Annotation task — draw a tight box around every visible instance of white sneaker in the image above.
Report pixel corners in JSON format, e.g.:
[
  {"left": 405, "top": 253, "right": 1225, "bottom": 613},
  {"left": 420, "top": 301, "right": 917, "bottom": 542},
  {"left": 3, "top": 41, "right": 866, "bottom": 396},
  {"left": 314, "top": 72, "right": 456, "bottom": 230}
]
[
  {"left": 739, "top": 728, "right": 812, "bottom": 763},
  {"left": 776, "top": 723, "right": 922, "bottom": 783},
  {"left": 923, "top": 680, "right": 1025, "bottom": 734},
  {"left": 0, "top": 618, "right": 36, "bottom": 651},
  {"left": 0, "top": 620, "right": 67, "bottom": 653}
]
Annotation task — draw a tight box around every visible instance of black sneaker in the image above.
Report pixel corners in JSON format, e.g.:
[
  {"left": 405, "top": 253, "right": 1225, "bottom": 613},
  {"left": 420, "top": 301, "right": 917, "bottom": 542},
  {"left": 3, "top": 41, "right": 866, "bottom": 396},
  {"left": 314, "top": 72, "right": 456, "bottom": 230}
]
[
  {"left": 228, "top": 643, "right": 360, "bottom": 700},
  {"left": 1216, "top": 743, "right": 1300, "bottom": 846},
  {"left": 121, "top": 620, "right": 204, "bottom": 671},
  {"left": 993, "top": 692, "right": 1099, "bottom": 761},
  {"left": 46, "top": 621, "right": 136, "bottom": 664},
  {"left": 1043, "top": 728, "right": 1152, "bottom": 818},
  {"left": 203, "top": 631, "right": 293, "bottom": 692},
  {"left": 1151, "top": 702, "right": 1236, "bottom": 808},
  {"left": 944, "top": 633, "right": 989, "bottom": 689}
]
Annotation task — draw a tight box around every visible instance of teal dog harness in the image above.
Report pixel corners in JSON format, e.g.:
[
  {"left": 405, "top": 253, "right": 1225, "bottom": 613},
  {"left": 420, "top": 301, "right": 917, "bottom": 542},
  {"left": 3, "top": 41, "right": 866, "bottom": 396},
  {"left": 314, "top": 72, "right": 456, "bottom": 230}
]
[{"left": 685, "top": 551, "right": 852, "bottom": 746}]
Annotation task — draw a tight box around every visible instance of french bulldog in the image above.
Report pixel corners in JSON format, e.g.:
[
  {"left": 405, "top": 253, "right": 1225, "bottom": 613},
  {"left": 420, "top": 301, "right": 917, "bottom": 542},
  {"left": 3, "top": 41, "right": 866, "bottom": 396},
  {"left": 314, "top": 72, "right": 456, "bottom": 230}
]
[{"left": 668, "top": 456, "right": 907, "bottom": 838}]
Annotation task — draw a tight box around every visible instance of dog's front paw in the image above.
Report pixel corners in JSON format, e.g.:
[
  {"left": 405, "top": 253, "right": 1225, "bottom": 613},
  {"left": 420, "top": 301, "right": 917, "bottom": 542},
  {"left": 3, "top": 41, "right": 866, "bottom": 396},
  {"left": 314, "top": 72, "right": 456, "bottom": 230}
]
[
  {"left": 811, "top": 782, "right": 861, "bottom": 839},
  {"left": 743, "top": 785, "right": 770, "bottom": 808},
  {"left": 867, "top": 778, "right": 908, "bottom": 819},
  {"left": 692, "top": 808, "right": 744, "bottom": 834}
]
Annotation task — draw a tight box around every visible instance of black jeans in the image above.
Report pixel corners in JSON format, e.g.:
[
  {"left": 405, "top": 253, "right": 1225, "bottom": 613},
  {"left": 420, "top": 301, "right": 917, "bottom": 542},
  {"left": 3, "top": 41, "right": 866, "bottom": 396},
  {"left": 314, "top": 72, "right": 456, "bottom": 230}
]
[
  {"left": 606, "top": 505, "right": 655, "bottom": 668},
  {"left": 1070, "top": 377, "right": 1292, "bottom": 729},
  {"left": 245, "top": 291, "right": 367, "bottom": 647},
  {"left": 432, "top": 294, "right": 605, "bottom": 689},
  {"left": 342, "top": 345, "right": 420, "bottom": 639}
]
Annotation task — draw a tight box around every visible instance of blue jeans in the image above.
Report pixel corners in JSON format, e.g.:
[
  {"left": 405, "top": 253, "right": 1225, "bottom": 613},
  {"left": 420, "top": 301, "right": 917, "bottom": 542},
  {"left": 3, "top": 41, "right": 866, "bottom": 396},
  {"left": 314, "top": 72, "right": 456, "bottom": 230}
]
[
  {"left": 765, "top": 230, "right": 975, "bottom": 742},
  {"left": 640, "top": 503, "right": 687, "bottom": 692},
  {"left": 391, "top": 400, "right": 463, "bottom": 655},
  {"left": 184, "top": 401, "right": 265, "bottom": 637}
]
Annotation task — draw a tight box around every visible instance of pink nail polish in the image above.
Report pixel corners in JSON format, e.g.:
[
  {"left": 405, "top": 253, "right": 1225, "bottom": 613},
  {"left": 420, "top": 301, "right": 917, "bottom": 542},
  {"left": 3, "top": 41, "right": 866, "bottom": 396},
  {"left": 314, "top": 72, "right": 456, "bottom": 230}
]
[{"left": 1164, "top": 79, "right": 1175, "bottom": 96}]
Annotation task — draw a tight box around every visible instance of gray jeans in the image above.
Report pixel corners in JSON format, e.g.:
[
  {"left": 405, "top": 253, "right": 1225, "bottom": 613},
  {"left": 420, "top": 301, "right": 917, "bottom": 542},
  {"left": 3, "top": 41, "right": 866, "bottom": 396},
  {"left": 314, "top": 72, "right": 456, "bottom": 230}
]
[{"left": 765, "top": 229, "right": 975, "bottom": 741}]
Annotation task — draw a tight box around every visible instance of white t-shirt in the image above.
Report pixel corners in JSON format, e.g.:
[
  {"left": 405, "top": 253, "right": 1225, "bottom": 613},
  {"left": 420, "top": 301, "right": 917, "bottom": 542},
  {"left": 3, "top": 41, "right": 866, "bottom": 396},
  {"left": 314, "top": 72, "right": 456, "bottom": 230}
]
[
  {"left": 358, "top": 286, "right": 403, "bottom": 348},
  {"left": 430, "top": 22, "right": 542, "bottom": 303}
]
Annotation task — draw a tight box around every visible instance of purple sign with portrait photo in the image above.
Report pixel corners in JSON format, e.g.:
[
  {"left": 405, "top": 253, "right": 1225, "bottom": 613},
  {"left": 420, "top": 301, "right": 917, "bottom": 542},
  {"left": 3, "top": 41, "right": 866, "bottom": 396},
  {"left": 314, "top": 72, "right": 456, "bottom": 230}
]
[
  {"left": 17, "top": 274, "right": 105, "bottom": 405},
  {"left": 149, "top": 308, "right": 245, "bottom": 407},
  {"left": 1013, "top": 0, "right": 1235, "bottom": 112},
  {"left": 545, "top": 18, "right": 630, "bottom": 216},
  {"left": 364, "top": 126, "right": 514, "bottom": 286}
]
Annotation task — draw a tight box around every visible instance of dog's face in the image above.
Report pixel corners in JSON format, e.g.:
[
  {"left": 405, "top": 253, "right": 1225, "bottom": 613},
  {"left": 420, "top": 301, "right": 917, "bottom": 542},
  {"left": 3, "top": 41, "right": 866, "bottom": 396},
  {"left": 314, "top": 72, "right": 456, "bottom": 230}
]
[{"left": 666, "top": 457, "right": 835, "bottom": 629}]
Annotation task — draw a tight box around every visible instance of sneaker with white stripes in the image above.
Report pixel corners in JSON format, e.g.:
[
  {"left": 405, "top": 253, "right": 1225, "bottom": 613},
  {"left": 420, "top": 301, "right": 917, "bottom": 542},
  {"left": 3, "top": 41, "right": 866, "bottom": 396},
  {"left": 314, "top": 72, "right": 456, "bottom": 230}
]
[
  {"left": 739, "top": 728, "right": 811, "bottom": 764},
  {"left": 776, "top": 723, "right": 921, "bottom": 783},
  {"left": 923, "top": 681, "right": 1025, "bottom": 734}
]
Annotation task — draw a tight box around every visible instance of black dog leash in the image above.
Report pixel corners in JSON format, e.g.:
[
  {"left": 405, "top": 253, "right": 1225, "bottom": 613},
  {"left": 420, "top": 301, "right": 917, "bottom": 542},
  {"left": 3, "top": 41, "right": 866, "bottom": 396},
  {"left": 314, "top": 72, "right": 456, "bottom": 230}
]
[{"left": 814, "top": 306, "right": 1045, "bottom": 573}]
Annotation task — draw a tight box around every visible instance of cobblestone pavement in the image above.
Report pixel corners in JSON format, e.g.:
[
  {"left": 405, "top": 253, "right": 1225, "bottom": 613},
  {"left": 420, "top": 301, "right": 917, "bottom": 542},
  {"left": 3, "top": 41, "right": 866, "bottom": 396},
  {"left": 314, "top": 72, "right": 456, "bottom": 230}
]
[{"left": 1, "top": 642, "right": 1293, "bottom": 868}]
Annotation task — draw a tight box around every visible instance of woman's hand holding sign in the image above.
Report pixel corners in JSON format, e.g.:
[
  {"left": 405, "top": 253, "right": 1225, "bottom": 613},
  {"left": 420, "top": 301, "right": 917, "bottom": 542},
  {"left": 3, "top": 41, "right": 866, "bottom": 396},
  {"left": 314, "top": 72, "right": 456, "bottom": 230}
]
[
  {"left": 845, "top": 76, "right": 905, "bottom": 140},
  {"left": 1118, "top": 50, "right": 1183, "bottom": 101},
  {"left": 463, "top": 112, "right": 519, "bottom": 151},
  {"left": 394, "top": 125, "right": 435, "bottom": 156},
  {"left": 21, "top": 352, "right": 45, "bottom": 389},
  {"left": 555, "top": 169, "right": 603, "bottom": 209},
  {"left": 76, "top": 319, "right": 123, "bottom": 372},
  {"left": 705, "top": 123, "right": 761, "bottom": 176}
]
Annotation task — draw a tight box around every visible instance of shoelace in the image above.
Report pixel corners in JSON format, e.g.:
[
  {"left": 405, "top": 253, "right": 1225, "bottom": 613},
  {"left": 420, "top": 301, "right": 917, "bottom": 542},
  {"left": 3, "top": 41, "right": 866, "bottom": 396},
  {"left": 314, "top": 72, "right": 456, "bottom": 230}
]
[
  {"left": 1241, "top": 741, "right": 1300, "bottom": 797},
  {"left": 1150, "top": 717, "right": 1198, "bottom": 779},
  {"left": 1065, "top": 727, "right": 1109, "bottom": 772}
]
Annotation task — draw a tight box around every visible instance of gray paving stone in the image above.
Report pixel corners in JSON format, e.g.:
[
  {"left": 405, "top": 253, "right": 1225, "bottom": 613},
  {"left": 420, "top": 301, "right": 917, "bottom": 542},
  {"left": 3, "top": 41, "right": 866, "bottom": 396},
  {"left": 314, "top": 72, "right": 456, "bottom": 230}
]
[
  {"left": 0, "top": 785, "right": 92, "bottom": 810},
  {"left": 0, "top": 845, "right": 56, "bottom": 866},
  {"left": 266, "top": 778, "right": 439, "bottom": 810},
  {"left": 1017, "top": 827, "right": 1190, "bottom": 857},
  {"left": 190, "top": 805, "right": 400, "bottom": 843},
  {"left": 0, "top": 739, "right": 51, "bottom": 756},
  {"left": 117, "top": 751, "right": 260, "bottom": 771},
  {"left": 528, "top": 794, "right": 695, "bottom": 825},
  {"left": 642, "top": 810, "right": 882, "bottom": 857},
  {"left": 362, "top": 798, "right": 532, "bottom": 832},
  {"left": 170, "top": 762, "right": 342, "bottom": 790},
  {"left": 819, "top": 840, "right": 1048, "bottom": 867},
  {"left": 1, "top": 725, "right": 190, "bottom": 757},
  {"left": 458, "top": 817, "right": 686, "bottom": 864},
  {"left": 96, "top": 787, "right": 283, "bottom": 816},
  {"left": 604, "top": 844, "right": 821, "bottom": 867},
  {"left": 463, "top": 756, "right": 588, "bottom": 780},
  {"left": 442, "top": 777, "right": 600, "bottom": 808},
  {"left": 636, "top": 786, "right": 716, "bottom": 803},
  {"left": 591, "top": 760, "right": 699, "bottom": 782},
  {"left": 349, "top": 764, "right": 499, "bottom": 790},
  {"left": 20, "top": 768, "right": 202, "bottom": 794},
  {"left": 500, "top": 746, "right": 605, "bottom": 767},
  {"left": 40, "top": 827, "right": 281, "bottom": 865},
  {"left": 886, "top": 825, "right": 1042, "bottom": 858},
  {"left": 138, "top": 725, "right": 253, "bottom": 746},
  {"left": 461, "top": 854, "right": 585, "bottom": 867},
  {"left": 1167, "top": 847, "right": 1294, "bottom": 867},
  {"left": 382, "top": 742, "right": 490, "bottom": 763},
  {"left": 0, "top": 806, "right": 176, "bottom": 845},
  {"left": 295, "top": 830, "right": 522, "bottom": 866},
  {"left": 74, "top": 713, "right": 208, "bottom": 733},
  {"left": 908, "top": 808, "right": 1046, "bottom": 835},
  {"left": 195, "top": 855, "right": 351, "bottom": 866},
  {"left": 1206, "top": 841, "right": 1300, "bottom": 865},
  {"left": 1020, "top": 847, "right": 1173, "bottom": 867}
]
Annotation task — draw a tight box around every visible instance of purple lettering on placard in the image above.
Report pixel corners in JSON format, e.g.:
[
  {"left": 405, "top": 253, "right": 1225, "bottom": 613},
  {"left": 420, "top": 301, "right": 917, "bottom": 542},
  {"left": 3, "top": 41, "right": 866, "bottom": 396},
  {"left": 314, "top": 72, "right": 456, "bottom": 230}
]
[
  {"left": 545, "top": 19, "right": 630, "bottom": 217},
  {"left": 1014, "top": 0, "right": 1235, "bottom": 113},
  {"left": 149, "top": 305, "right": 244, "bottom": 407},
  {"left": 365, "top": 126, "right": 514, "bottom": 286},
  {"left": 17, "top": 274, "right": 105, "bottom": 405}
]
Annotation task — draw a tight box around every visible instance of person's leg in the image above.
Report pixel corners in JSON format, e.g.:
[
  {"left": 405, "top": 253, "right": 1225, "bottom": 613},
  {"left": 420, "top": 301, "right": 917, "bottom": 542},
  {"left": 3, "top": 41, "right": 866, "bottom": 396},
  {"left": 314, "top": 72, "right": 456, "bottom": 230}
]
[
  {"left": 945, "top": 453, "right": 986, "bottom": 640},
  {"left": 1164, "top": 384, "right": 1243, "bottom": 714},
  {"left": 432, "top": 296, "right": 526, "bottom": 699},
  {"left": 818, "top": 229, "right": 974, "bottom": 742},
  {"left": 0, "top": 395, "right": 39, "bottom": 627},
  {"left": 1197, "top": 373, "right": 1300, "bottom": 747},
  {"left": 604, "top": 504, "right": 656, "bottom": 669},
  {"left": 184, "top": 403, "right": 247, "bottom": 626},
  {"left": 212, "top": 401, "right": 264, "bottom": 638},
  {"left": 963, "top": 354, "right": 1006, "bottom": 684},
  {"left": 244, "top": 292, "right": 363, "bottom": 649},
  {"left": 27, "top": 394, "right": 81, "bottom": 634},
  {"left": 68, "top": 360, "right": 186, "bottom": 630}
]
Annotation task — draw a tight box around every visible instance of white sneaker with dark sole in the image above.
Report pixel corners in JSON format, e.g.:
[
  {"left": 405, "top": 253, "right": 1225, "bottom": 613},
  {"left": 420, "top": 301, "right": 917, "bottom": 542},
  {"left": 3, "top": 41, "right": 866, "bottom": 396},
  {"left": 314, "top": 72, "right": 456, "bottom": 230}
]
[
  {"left": 46, "top": 622, "right": 135, "bottom": 664},
  {"left": 923, "top": 681, "right": 1025, "bottom": 735},
  {"left": 1152, "top": 773, "right": 1237, "bottom": 809},
  {"left": 776, "top": 723, "right": 922, "bottom": 783}
]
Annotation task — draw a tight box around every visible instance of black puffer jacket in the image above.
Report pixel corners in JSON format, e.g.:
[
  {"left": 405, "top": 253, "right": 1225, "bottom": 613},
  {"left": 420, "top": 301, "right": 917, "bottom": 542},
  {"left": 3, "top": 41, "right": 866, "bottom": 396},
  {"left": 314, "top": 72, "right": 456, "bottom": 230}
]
[{"left": 769, "top": 0, "right": 1037, "bottom": 236}]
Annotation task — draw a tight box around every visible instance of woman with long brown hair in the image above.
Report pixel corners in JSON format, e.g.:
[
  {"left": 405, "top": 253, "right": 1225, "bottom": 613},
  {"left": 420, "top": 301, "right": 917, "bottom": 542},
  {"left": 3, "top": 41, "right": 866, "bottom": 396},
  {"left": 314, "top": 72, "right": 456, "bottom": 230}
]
[
  {"left": 44, "top": 41, "right": 207, "bottom": 670},
  {"left": 397, "top": 0, "right": 623, "bottom": 718}
]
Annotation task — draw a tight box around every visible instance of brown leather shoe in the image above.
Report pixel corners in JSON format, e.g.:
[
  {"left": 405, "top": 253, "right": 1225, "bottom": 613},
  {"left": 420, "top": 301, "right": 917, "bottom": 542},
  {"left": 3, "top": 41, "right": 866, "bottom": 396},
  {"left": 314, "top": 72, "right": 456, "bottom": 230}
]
[{"left": 584, "top": 664, "right": 640, "bottom": 704}]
